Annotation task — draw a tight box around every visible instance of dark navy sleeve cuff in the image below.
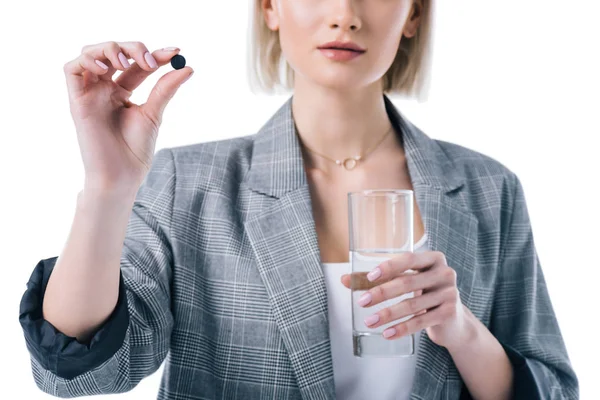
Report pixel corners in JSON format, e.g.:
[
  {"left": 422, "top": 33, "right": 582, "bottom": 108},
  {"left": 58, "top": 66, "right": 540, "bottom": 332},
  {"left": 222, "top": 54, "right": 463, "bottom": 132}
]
[
  {"left": 19, "top": 256, "right": 129, "bottom": 380},
  {"left": 458, "top": 341, "right": 550, "bottom": 400},
  {"left": 500, "top": 341, "right": 550, "bottom": 400}
]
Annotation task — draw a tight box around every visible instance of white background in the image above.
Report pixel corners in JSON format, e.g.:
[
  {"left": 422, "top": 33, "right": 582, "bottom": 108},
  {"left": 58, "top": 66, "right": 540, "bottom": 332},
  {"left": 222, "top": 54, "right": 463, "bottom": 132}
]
[{"left": 1, "top": 0, "right": 598, "bottom": 398}]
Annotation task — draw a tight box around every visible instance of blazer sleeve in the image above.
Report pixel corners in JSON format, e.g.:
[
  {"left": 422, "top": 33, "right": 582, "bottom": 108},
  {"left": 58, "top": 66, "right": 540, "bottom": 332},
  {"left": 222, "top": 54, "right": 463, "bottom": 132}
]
[
  {"left": 18, "top": 148, "right": 177, "bottom": 397},
  {"left": 489, "top": 173, "right": 579, "bottom": 399}
]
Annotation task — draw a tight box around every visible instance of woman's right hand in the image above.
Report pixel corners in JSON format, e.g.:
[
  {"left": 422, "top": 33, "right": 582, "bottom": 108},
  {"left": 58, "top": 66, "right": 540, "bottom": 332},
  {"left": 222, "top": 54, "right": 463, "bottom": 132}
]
[{"left": 63, "top": 41, "right": 193, "bottom": 194}]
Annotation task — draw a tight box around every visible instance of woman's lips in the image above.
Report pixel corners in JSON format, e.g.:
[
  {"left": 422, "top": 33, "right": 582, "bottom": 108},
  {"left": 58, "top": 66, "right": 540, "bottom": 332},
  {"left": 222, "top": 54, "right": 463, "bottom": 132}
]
[{"left": 319, "top": 48, "right": 365, "bottom": 61}]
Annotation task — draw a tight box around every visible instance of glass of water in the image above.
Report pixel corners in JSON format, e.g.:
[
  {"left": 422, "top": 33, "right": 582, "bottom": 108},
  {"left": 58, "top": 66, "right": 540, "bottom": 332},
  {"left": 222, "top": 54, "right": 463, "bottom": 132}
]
[{"left": 348, "top": 189, "right": 416, "bottom": 357}]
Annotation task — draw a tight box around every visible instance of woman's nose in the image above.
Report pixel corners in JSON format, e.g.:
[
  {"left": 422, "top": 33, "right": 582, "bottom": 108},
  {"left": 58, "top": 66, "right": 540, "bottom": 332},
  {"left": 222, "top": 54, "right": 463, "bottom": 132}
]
[{"left": 328, "top": 0, "right": 362, "bottom": 32}]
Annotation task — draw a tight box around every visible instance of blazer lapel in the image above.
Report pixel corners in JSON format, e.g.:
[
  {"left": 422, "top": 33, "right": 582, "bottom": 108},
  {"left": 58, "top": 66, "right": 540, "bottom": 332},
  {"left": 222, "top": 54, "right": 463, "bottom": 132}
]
[
  {"left": 407, "top": 181, "right": 479, "bottom": 400},
  {"left": 244, "top": 97, "right": 335, "bottom": 400},
  {"left": 385, "top": 99, "right": 480, "bottom": 399},
  {"left": 244, "top": 95, "right": 479, "bottom": 400}
]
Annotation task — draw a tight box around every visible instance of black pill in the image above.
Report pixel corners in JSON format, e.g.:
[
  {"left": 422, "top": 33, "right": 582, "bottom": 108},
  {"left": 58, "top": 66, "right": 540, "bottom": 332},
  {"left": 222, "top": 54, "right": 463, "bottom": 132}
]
[{"left": 170, "top": 54, "right": 186, "bottom": 70}]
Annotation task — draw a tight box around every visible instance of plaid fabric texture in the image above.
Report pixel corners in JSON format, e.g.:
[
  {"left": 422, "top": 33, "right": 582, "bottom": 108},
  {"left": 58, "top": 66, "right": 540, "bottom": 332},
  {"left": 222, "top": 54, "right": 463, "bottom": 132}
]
[{"left": 21, "top": 95, "right": 578, "bottom": 399}]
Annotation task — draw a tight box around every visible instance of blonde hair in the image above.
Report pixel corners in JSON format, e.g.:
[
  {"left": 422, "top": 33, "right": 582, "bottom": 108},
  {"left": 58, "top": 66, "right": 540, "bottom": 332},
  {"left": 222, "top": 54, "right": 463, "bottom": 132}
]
[{"left": 246, "top": 0, "right": 435, "bottom": 102}]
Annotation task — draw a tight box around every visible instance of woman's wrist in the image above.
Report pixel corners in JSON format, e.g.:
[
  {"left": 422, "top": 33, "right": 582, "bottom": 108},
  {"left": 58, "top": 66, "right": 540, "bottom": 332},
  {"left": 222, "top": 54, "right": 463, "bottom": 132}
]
[{"left": 445, "top": 305, "right": 480, "bottom": 354}]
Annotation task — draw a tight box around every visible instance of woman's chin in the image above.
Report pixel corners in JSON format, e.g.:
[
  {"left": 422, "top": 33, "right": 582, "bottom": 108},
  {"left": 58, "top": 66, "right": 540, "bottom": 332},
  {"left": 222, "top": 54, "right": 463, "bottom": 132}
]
[{"left": 307, "top": 73, "right": 374, "bottom": 92}]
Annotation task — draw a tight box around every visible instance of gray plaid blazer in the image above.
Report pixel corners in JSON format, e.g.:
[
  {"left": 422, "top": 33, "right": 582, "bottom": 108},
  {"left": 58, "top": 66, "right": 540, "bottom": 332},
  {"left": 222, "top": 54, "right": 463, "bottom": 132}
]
[{"left": 20, "top": 95, "right": 578, "bottom": 399}]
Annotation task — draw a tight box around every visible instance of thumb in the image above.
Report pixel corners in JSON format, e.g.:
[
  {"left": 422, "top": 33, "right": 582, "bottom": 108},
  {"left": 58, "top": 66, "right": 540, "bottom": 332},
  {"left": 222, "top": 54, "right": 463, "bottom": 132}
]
[
  {"left": 340, "top": 274, "right": 351, "bottom": 289},
  {"left": 142, "top": 67, "right": 194, "bottom": 125}
]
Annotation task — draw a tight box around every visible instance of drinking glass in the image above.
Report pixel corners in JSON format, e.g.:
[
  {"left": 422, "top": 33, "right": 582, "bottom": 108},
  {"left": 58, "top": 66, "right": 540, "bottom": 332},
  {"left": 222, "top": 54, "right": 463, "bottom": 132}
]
[{"left": 348, "top": 189, "right": 417, "bottom": 357}]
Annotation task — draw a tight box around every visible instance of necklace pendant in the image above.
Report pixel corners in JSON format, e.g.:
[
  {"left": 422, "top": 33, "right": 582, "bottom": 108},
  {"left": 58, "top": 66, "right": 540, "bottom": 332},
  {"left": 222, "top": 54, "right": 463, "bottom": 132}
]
[{"left": 342, "top": 157, "right": 358, "bottom": 170}]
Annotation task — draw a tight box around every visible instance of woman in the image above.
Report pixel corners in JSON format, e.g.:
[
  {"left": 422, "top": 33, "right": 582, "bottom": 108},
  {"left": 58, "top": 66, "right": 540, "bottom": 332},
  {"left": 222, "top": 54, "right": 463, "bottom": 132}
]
[{"left": 19, "top": 0, "right": 578, "bottom": 399}]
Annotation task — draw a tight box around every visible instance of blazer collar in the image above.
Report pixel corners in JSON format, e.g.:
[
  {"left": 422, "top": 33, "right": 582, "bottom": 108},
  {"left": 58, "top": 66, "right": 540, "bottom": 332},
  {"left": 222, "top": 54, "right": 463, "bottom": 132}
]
[
  {"left": 246, "top": 94, "right": 465, "bottom": 197},
  {"left": 243, "top": 94, "right": 478, "bottom": 400}
]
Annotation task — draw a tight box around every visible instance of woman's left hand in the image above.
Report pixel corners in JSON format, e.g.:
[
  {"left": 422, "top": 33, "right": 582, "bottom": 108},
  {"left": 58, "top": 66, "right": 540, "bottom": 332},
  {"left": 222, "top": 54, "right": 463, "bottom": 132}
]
[{"left": 341, "top": 251, "right": 473, "bottom": 351}]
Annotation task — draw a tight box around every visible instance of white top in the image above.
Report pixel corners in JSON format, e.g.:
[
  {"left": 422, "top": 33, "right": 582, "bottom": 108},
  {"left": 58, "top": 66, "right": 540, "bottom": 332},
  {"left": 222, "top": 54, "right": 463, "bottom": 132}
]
[{"left": 321, "top": 233, "right": 429, "bottom": 400}]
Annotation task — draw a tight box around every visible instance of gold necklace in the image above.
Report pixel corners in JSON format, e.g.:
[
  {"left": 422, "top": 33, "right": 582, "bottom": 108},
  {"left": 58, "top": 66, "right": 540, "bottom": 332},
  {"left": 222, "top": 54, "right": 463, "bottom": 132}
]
[{"left": 301, "top": 125, "right": 394, "bottom": 171}]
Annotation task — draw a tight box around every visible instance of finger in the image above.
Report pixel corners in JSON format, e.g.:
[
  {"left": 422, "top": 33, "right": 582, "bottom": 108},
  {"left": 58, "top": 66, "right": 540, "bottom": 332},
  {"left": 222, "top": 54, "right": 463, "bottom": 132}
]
[
  {"left": 64, "top": 53, "right": 110, "bottom": 100},
  {"left": 343, "top": 273, "right": 406, "bottom": 290},
  {"left": 363, "top": 286, "right": 455, "bottom": 329},
  {"left": 64, "top": 41, "right": 157, "bottom": 100},
  {"left": 115, "top": 47, "right": 182, "bottom": 93},
  {"left": 369, "top": 251, "right": 447, "bottom": 283},
  {"left": 382, "top": 302, "right": 452, "bottom": 340},
  {"left": 341, "top": 274, "right": 351, "bottom": 289},
  {"left": 81, "top": 63, "right": 101, "bottom": 86},
  {"left": 72, "top": 55, "right": 118, "bottom": 87},
  {"left": 141, "top": 67, "right": 194, "bottom": 128},
  {"left": 346, "top": 269, "right": 416, "bottom": 291},
  {"left": 360, "top": 269, "right": 446, "bottom": 307},
  {"left": 82, "top": 40, "right": 157, "bottom": 72},
  {"left": 348, "top": 271, "right": 399, "bottom": 291}
]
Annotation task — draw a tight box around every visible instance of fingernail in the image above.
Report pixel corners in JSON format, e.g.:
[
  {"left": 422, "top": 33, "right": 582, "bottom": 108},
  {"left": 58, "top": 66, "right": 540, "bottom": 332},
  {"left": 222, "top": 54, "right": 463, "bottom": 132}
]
[
  {"left": 367, "top": 267, "right": 381, "bottom": 282},
  {"left": 95, "top": 59, "right": 109, "bottom": 70},
  {"left": 383, "top": 328, "right": 396, "bottom": 338},
  {"left": 145, "top": 51, "right": 158, "bottom": 69},
  {"left": 357, "top": 292, "right": 372, "bottom": 307},
  {"left": 118, "top": 52, "right": 130, "bottom": 69},
  {"left": 364, "top": 314, "right": 379, "bottom": 326},
  {"left": 162, "top": 47, "right": 179, "bottom": 52},
  {"left": 182, "top": 71, "right": 194, "bottom": 84}
]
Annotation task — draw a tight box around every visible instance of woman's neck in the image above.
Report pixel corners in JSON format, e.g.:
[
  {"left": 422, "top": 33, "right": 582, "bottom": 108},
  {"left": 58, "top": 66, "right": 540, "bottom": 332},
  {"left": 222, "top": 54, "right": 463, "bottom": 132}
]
[{"left": 291, "top": 79, "right": 402, "bottom": 174}]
